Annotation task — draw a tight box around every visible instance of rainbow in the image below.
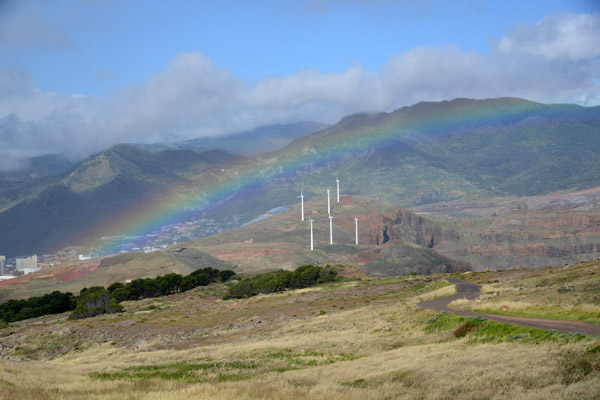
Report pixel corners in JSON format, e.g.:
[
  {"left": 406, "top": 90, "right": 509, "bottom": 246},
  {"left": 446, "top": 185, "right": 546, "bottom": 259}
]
[{"left": 89, "top": 98, "right": 559, "bottom": 256}]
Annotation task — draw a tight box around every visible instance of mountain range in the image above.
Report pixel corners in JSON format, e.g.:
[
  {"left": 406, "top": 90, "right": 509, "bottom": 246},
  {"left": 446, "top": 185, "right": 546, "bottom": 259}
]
[{"left": 1, "top": 97, "right": 600, "bottom": 263}]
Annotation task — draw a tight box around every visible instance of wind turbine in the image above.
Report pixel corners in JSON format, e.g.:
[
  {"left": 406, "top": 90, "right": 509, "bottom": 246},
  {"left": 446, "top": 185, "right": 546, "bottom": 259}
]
[
  {"left": 327, "top": 189, "right": 331, "bottom": 215},
  {"left": 354, "top": 216, "right": 359, "bottom": 245},
  {"left": 309, "top": 218, "right": 314, "bottom": 251},
  {"left": 297, "top": 190, "right": 304, "bottom": 221},
  {"left": 336, "top": 177, "right": 340, "bottom": 203},
  {"left": 329, "top": 215, "right": 333, "bottom": 245}
]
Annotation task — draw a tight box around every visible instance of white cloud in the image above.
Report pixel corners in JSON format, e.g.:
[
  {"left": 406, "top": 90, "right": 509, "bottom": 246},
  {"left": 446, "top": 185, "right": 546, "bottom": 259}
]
[
  {"left": 498, "top": 13, "right": 600, "bottom": 61},
  {"left": 0, "top": 12, "right": 599, "bottom": 170}
]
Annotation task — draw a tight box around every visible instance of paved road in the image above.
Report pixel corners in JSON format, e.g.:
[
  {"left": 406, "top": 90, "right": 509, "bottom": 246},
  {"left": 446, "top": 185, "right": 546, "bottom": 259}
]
[{"left": 418, "top": 278, "right": 600, "bottom": 335}]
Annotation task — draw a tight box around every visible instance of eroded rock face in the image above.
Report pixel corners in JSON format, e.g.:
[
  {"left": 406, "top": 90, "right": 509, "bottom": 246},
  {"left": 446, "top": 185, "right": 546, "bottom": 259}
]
[
  {"left": 336, "top": 208, "right": 459, "bottom": 248},
  {"left": 337, "top": 204, "right": 600, "bottom": 271},
  {"left": 436, "top": 211, "right": 600, "bottom": 270}
]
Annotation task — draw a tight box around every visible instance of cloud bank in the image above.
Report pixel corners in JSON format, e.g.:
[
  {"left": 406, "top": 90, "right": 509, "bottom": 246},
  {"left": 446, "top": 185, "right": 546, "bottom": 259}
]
[{"left": 1, "top": 12, "right": 599, "bottom": 170}]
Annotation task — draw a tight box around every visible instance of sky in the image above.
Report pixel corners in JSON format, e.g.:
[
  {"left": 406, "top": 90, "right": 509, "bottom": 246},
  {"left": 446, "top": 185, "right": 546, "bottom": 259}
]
[{"left": 0, "top": 0, "right": 599, "bottom": 169}]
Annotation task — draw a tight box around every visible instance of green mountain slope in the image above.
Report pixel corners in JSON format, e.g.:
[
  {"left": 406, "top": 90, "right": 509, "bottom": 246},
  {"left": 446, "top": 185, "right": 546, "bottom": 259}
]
[
  {"left": 0, "top": 145, "right": 244, "bottom": 257},
  {"left": 223, "top": 98, "right": 600, "bottom": 218}
]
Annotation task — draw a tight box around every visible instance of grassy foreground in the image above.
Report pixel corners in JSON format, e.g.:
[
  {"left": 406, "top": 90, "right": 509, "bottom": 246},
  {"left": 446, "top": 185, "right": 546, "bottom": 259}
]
[{"left": 0, "top": 265, "right": 599, "bottom": 400}]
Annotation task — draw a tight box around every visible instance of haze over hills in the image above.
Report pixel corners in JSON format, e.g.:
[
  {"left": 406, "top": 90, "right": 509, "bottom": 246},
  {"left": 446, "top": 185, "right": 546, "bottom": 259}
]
[
  {"left": 0, "top": 154, "right": 75, "bottom": 181},
  {"left": 0, "top": 145, "right": 246, "bottom": 257},
  {"left": 166, "top": 121, "right": 330, "bottom": 156},
  {"left": 1, "top": 97, "right": 600, "bottom": 263}
]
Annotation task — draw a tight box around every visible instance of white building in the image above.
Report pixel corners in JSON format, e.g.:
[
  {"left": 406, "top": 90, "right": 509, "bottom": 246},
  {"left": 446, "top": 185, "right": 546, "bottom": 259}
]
[
  {"left": 0, "top": 255, "right": 5, "bottom": 275},
  {"left": 16, "top": 255, "right": 37, "bottom": 272}
]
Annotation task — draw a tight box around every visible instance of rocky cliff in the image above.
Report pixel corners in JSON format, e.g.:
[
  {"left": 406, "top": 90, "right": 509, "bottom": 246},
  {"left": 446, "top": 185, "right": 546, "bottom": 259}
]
[{"left": 434, "top": 211, "right": 600, "bottom": 270}]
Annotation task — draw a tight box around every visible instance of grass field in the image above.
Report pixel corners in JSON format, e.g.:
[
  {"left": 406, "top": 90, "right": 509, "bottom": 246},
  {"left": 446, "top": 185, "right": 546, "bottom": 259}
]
[
  {"left": 1, "top": 265, "right": 599, "bottom": 399},
  {"left": 449, "top": 261, "right": 600, "bottom": 324}
]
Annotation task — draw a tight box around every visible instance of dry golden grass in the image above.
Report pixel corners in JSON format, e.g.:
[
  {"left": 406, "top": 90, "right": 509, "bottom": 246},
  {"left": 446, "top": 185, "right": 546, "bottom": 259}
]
[{"left": 1, "top": 268, "right": 599, "bottom": 400}]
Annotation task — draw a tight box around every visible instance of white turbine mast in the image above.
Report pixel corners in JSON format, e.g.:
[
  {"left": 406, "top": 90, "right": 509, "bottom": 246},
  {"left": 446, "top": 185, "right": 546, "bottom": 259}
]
[
  {"left": 297, "top": 189, "right": 304, "bottom": 221},
  {"left": 309, "top": 218, "right": 314, "bottom": 251},
  {"left": 329, "top": 215, "right": 333, "bottom": 245},
  {"left": 336, "top": 177, "right": 340, "bottom": 203},
  {"left": 354, "top": 216, "right": 359, "bottom": 245},
  {"left": 327, "top": 189, "right": 331, "bottom": 215}
]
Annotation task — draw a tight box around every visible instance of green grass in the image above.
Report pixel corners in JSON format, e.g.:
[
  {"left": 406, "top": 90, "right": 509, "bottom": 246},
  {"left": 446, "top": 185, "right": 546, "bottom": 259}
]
[
  {"left": 424, "top": 312, "right": 592, "bottom": 344},
  {"left": 473, "top": 306, "right": 600, "bottom": 325},
  {"left": 90, "top": 349, "right": 362, "bottom": 383}
]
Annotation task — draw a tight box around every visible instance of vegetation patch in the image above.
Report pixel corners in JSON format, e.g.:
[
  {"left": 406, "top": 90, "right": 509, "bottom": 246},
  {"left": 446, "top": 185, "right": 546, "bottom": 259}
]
[
  {"left": 472, "top": 306, "right": 600, "bottom": 325},
  {"left": 341, "top": 370, "right": 418, "bottom": 389},
  {"left": 560, "top": 344, "right": 600, "bottom": 384},
  {"left": 0, "top": 267, "right": 236, "bottom": 322},
  {"left": 424, "top": 312, "right": 591, "bottom": 344},
  {"left": 91, "top": 349, "right": 360, "bottom": 383},
  {"left": 224, "top": 265, "right": 337, "bottom": 299},
  {"left": 0, "top": 291, "right": 75, "bottom": 323},
  {"left": 452, "top": 317, "right": 486, "bottom": 338}
]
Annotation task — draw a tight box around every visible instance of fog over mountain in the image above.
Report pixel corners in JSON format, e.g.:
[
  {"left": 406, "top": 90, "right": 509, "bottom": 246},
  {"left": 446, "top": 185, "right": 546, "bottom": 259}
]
[{"left": 1, "top": 12, "right": 599, "bottom": 170}]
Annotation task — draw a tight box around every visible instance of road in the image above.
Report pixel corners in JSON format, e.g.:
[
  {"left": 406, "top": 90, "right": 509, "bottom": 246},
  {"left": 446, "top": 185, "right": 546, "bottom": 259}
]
[{"left": 418, "top": 278, "right": 600, "bottom": 335}]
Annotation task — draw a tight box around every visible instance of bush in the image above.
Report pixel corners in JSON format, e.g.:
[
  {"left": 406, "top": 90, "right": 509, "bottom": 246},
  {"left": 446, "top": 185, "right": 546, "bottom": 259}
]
[
  {"left": 71, "top": 286, "right": 123, "bottom": 319},
  {"left": 224, "top": 265, "right": 337, "bottom": 299},
  {"left": 180, "top": 275, "right": 199, "bottom": 292}
]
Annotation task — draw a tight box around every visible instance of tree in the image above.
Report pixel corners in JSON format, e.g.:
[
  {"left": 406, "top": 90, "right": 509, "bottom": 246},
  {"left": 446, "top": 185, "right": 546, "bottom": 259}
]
[
  {"left": 71, "top": 286, "right": 123, "bottom": 319},
  {"left": 180, "top": 275, "right": 198, "bottom": 292},
  {"left": 219, "top": 269, "right": 236, "bottom": 282}
]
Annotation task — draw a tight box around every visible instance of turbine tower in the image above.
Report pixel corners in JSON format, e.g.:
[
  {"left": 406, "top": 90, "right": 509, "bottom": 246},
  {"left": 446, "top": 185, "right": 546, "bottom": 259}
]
[
  {"left": 354, "top": 216, "right": 359, "bottom": 245},
  {"left": 336, "top": 177, "right": 340, "bottom": 203},
  {"left": 329, "top": 215, "right": 333, "bottom": 245},
  {"left": 309, "top": 218, "right": 314, "bottom": 251},
  {"left": 297, "top": 190, "right": 304, "bottom": 221},
  {"left": 327, "top": 189, "right": 331, "bottom": 215}
]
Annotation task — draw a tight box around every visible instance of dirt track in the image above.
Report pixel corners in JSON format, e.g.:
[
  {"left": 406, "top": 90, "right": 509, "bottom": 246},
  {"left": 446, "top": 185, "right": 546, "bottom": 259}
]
[{"left": 418, "top": 278, "right": 600, "bottom": 335}]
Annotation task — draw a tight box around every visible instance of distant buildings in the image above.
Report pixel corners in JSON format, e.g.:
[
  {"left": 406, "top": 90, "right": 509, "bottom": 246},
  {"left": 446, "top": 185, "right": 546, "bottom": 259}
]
[{"left": 16, "top": 255, "right": 38, "bottom": 274}]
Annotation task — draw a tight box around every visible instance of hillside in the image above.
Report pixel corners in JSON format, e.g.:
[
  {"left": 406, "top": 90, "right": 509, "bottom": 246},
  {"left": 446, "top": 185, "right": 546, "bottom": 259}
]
[
  {"left": 0, "top": 195, "right": 466, "bottom": 301},
  {"left": 200, "top": 97, "right": 600, "bottom": 229},
  {"left": 0, "top": 262, "right": 598, "bottom": 399},
  {"left": 2, "top": 97, "right": 600, "bottom": 263},
  {"left": 0, "top": 248, "right": 236, "bottom": 302},
  {"left": 183, "top": 195, "right": 468, "bottom": 276},
  {"left": 0, "top": 145, "right": 245, "bottom": 257}
]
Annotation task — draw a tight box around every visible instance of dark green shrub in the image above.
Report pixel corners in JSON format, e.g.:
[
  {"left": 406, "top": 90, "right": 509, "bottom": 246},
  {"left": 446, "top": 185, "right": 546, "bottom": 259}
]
[
  {"left": 0, "top": 291, "right": 76, "bottom": 323},
  {"left": 107, "top": 282, "right": 124, "bottom": 294},
  {"left": 224, "top": 265, "right": 337, "bottom": 299},
  {"left": 71, "top": 287, "right": 123, "bottom": 319},
  {"left": 180, "top": 275, "right": 199, "bottom": 292}
]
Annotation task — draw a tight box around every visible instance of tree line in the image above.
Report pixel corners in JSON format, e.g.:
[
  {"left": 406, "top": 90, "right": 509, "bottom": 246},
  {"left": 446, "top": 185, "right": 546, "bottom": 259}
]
[
  {"left": 224, "top": 265, "right": 337, "bottom": 299},
  {"left": 0, "top": 267, "right": 236, "bottom": 323},
  {"left": 1, "top": 265, "right": 339, "bottom": 323},
  {"left": 0, "top": 291, "right": 76, "bottom": 323}
]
